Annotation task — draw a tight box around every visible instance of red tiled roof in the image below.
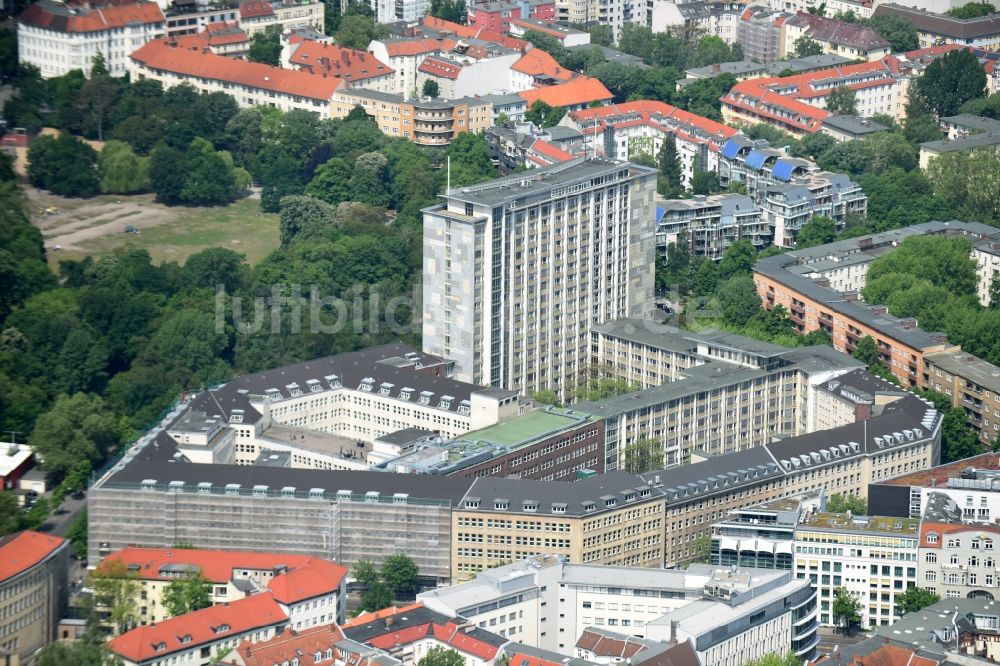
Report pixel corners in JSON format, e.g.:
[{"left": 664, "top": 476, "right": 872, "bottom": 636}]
[
  {"left": 239, "top": 0, "right": 273, "bottom": 18},
  {"left": 172, "top": 23, "right": 248, "bottom": 49},
  {"left": 531, "top": 138, "right": 574, "bottom": 161},
  {"left": 384, "top": 37, "right": 458, "bottom": 57},
  {"left": 420, "top": 15, "right": 528, "bottom": 50},
  {"left": 101, "top": 547, "right": 347, "bottom": 604},
  {"left": 235, "top": 624, "right": 344, "bottom": 666},
  {"left": 509, "top": 654, "right": 563, "bottom": 666},
  {"left": 512, "top": 48, "right": 574, "bottom": 81},
  {"left": 569, "top": 100, "right": 737, "bottom": 148},
  {"left": 108, "top": 593, "right": 287, "bottom": 664},
  {"left": 0, "top": 531, "right": 65, "bottom": 583},
  {"left": 520, "top": 77, "right": 612, "bottom": 108},
  {"left": 342, "top": 604, "right": 499, "bottom": 661},
  {"left": 920, "top": 521, "right": 1000, "bottom": 548},
  {"left": 812, "top": 643, "right": 940, "bottom": 665},
  {"left": 130, "top": 39, "right": 342, "bottom": 100},
  {"left": 19, "top": 0, "right": 164, "bottom": 33},
  {"left": 291, "top": 40, "right": 393, "bottom": 80},
  {"left": 419, "top": 56, "right": 462, "bottom": 80}
]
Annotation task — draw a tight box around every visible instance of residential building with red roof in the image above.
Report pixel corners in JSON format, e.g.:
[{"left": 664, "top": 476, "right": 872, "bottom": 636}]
[
  {"left": 918, "top": 491, "right": 1000, "bottom": 602},
  {"left": 18, "top": 0, "right": 165, "bottom": 77},
  {"left": 128, "top": 38, "right": 344, "bottom": 115},
  {"left": 509, "top": 48, "right": 577, "bottom": 90},
  {"left": 560, "top": 100, "right": 738, "bottom": 188},
  {"left": 508, "top": 18, "right": 590, "bottom": 47},
  {"left": 467, "top": 0, "right": 555, "bottom": 33},
  {"left": 486, "top": 122, "right": 578, "bottom": 172},
  {"left": 223, "top": 623, "right": 404, "bottom": 666},
  {"left": 108, "top": 592, "right": 288, "bottom": 666},
  {"left": 237, "top": 0, "right": 324, "bottom": 37},
  {"left": 99, "top": 547, "right": 347, "bottom": 631},
  {"left": 341, "top": 603, "right": 508, "bottom": 666},
  {"left": 414, "top": 44, "right": 522, "bottom": 98},
  {"left": 721, "top": 59, "right": 899, "bottom": 135},
  {"left": 0, "top": 531, "right": 69, "bottom": 664},
  {"left": 369, "top": 37, "right": 460, "bottom": 95},
  {"left": 286, "top": 39, "right": 395, "bottom": 93},
  {"left": 518, "top": 76, "right": 612, "bottom": 111},
  {"left": 172, "top": 22, "right": 250, "bottom": 56},
  {"left": 782, "top": 13, "right": 890, "bottom": 61}
]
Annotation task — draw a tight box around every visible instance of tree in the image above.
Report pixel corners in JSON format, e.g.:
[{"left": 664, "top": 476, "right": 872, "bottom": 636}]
[
  {"left": 990, "top": 274, "right": 1000, "bottom": 309},
  {"left": 381, "top": 553, "right": 419, "bottom": 596},
  {"left": 418, "top": 647, "right": 466, "bottom": 666},
  {"left": 717, "top": 276, "right": 762, "bottom": 327},
  {"left": 692, "top": 258, "right": 719, "bottom": 297},
  {"left": 27, "top": 133, "right": 100, "bottom": 197},
  {"left": 531, "top": 389, "right": 560, "bottom": 406},
  {"left": 622, "top": 437, "right": 662, "bottom": 474},
  {"left": 825, "top": 86, "right": 858, "bottom": 116},
  {"left": 574, "top": 377, "right": 640, "bottom": 401},
  {"left": 917, "top": 389, "right": 982, "bottom": 463},
  {"left": 99, "top": 141, "right": 150, "bottom": 194},
  {"left": 691, "top": 170, "right": 720, "bottom": 196},
  {"left": 353, "top": 560, "right": 380, "bottom": 587},
  {"left": 927, "top": 148, "right": 1000, "bottom": 226},
  {"left": 745, "top": 653, "right": 802, "bottom": 666},
  {"left": 959, "top": 92, "right": 1000, "bottom": 120},
  {"left": 826, "top": 493, "right": 867, "bottom": 514},
  {"left": 181, "top": 137, "right": 237, "bottom": 205},
  {"left": 91, "top": 560, "right": 140, "bottom": 634},
  {"left": 833, "top": 587, "right": 862, "bottom": 632},
  {"left": 422, "top": 79, "right": 440, "bottom": 99},
  {"left": 37, "top": 640, "right": 120, "bottom": 666},
  {"left": 278, "top": 195, "right": 339, "bottom": 246},
  {"left": 149, "top": 143, "right": 187, "bottom": 204},
  {"left": 358, "top": 581, "right": 394, "bottom": 613},
  {"left": 162, "top": 571, "right": 212, "bottom": 617},
  {"left": 908, "top": 48, "right": 987, "bottom": 118},
  {"left": 718, "top": 239, "right": 758, "bottom": 281},
  {"left": 0, "top": 492, "right": 18, "bottom": 535},
  {"left": 947, "top": 1, "right": 996, "bottom": 17},
  {"left": 852, "top": 335, "right": 881, "bottom": 367},
  {"left": 445, "top": 132, "right": 497, "bottom": 187},
  {"left": 66, "top": 510, "right": 88, "bottom": 559},
  {"left": 795, "top": 216, "right": 837, "bottom": 248},
  {"left": 29, "top": 393, "right": 118, "bottom": 483},
  {"left": 524, "top": 100, "right": 566, "bottom": 128},
  {"left": 428, "top": 0, "right": 467, "bottom": 23},
  {"left": 896, "top": 587, "right": 940, "bottom": 615},
  {"left": 335, "top": 14, "right": 387, "bottom": 50},
  {"left": 865, "top": 14, "right": 918, "bottom": 52},
  {"left": 657, "top": 135, "right": 683, "bottom": 198},
  {"left": 247, "top": 25, "right": 282, "bottom": 65},
  {"left": 690, "top": 535, "right": 711, "bottom": 563},
  {"left": 794, "top": 37, "right": 824, "bottom": 57}
]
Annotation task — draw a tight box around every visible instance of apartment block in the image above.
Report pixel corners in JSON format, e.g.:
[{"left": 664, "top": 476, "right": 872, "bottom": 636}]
[
  {"left": 737, "top": 6, "right": 786, "bottom": 64},
  {"left": 419, "top": 554, "right": 816, "bottom": 661},
  {"left": 918, "top": 492, "right": 1000, "bottom": 601},
  {"left": 794, "top": 512, "right": 919, "bottom": 628},
  {"left": 283, "top": 39, "right": 396, "bottom": 93},
  {"left": 646, "top": 566, "right": 818, "bottom": 665},
  {"left": 637, "top": 371, "right": 941, "bottom": 566},
  {"left": 718, "top": 137, "right": 867, "bottom": 246},
  {"left": 238, "top": 0, "right": 324, "bottom": 36},
  {"left": 449, "top": 472, "right": 665, "bottom": 581},
  {"left": 18, "top": 0, "right": 165, "bottom": 78},
  {"left": 468, "top": 0, "right": 556, "bottom": 32},
  {"left": 98, "top": 547, "right": 347, "bottom": 630},
  {"left": 559, "top": 101, "right": 739, "bottom": 190},
  {"left": 422, "top": 159, "right": 657, "bottom": 399},
  {"left": 781, "top": 13, "right": 890, "bottom": 61},
  {"left": 651, "top": 0, "right": 747, "bottom": 44},
  {"left": 872, "top": 4, "right": 1000, "bottom": 51},
  {"left": 332, "top": 88, "right": 493, "bottom": 147},
  {"left": 585, "top": 320, "right": 864, "bottom": 468},
  {"left": 655, "top": 193, "right": 770, "bottom": 260},
  {"left": 753, "top": 221, "right": 1000, "bottom": 386},
  {"left": 0, "top": 532, "right": 68, "bottom": 664},
  {"left": 924, "top": 351, "right": 1000, "bottom": 446}
]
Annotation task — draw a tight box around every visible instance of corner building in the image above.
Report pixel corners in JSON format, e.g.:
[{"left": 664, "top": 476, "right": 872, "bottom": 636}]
[{"left": 422, "top": 158, "right": 657, "bottom": 399}]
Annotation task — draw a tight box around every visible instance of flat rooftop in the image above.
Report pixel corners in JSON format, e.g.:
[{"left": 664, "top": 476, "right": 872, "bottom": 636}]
[
  {"left": 451, "top": 406, "right": 594, "bottom": 449},
  {"left": 260, "top": 424, "right": 370, "bottom": 461},
  {"left": 798, "top": 512, "right": 920, "bottom": 534},
  {"left": 925, "top": 350, "right": 1000, "bottom": 394}
]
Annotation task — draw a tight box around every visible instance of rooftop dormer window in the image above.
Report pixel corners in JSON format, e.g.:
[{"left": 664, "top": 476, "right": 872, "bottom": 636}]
[
  {"left": 439, "top": 394, "right": 454, "bottom": 409},
  {"left": 359, "top": 377, "right": 374, "bottom": 392},
  {"left": 419, "top": 391, "right": 433, "bottom": 406},
  {"left": 286, "top": 383, "right": 302, "bottom": 397},
  {"left": 400, "top": 387, "right": 414, "bottom": 400},
  {"left": 230, "top": 409, "right": 244, "bottom": 424},
  {"left": 494, "top": 499, "right": 509, "bottom": 510},
  {"left": 379, "top": 382, "right": 394, "bottom": 397}
]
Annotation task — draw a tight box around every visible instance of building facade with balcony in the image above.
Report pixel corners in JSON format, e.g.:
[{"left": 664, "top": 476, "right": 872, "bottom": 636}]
[
  {"left": 918, "top": 492, "right": 1000, "bottom": 602},
  {"left": 336, "top": 89, "right": 493, "bottom": 146},
  {"left": 655, "top": 193, "right": 769, "bottom": 260}
]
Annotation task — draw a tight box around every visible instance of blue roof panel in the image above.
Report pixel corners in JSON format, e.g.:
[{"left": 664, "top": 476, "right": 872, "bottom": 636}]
[
  {"left": 746, "top": 150, "right": 767, "bottom": 170},
  {"left": 772, "top": 159, "right": 796, "bottom": 181},
  {"left": 655, "top": 205, "right": 666, "bottom": 225},
  {"left": 722, "top": 140, "right": 742, "bottom": 159}
]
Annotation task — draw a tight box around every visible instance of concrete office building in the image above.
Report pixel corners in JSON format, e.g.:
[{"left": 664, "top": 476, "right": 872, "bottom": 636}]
[
  {"left": 422, "top": 158, "right": 657, "bottom": 399},
  {"left": 449, "top": 472, "right": 664, "bottom": 581},
  {"left": 419, "top": 554, "right": 817, "bottom": 661},
  {"left": 0, "top": 532, "right": 68, "bottom": 664},
  {"left": 585, "top": 320, "right": 864, "bottom": 468},
  {"left": 646, "top": 566, "right": 818, "bottom": 665},
  {"left": 924, "top": 351, "right": 1000, "bottom": 446},
  {"left": 711, "top": 494, "right": 821, "bottom": 570},
  {"left": 637, "top": 369, "right": 941, "bottom": 566}
]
